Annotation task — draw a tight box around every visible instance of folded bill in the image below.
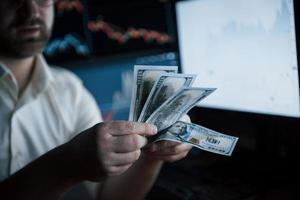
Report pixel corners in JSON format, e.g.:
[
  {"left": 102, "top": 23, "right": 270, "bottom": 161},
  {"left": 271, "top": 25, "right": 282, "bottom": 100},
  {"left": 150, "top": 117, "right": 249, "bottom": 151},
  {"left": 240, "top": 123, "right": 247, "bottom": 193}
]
[
  {"left": 146, "top": 87, "right": 216, "bottom": 131},
  {"left": 138, "top": 73, "right": 196, "bottom": 122},
  {"left": 154, "top": 121, "right": 239, "bottom": 156},
  {"left": 129, "top": 65, "right": 178, "bottom": 121}
]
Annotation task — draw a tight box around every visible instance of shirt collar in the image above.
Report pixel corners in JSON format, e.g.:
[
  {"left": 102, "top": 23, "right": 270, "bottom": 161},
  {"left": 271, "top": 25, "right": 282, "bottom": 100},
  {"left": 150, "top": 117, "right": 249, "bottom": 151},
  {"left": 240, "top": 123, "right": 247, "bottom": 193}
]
[
  {"left": 31, "top": 54, "right": 55, "bottom": 95},
  {"left": 0, "top": 54, "right": 55, "bottom": 102},
  {"left": 0, "top": 62, "right": 10, "bottom": 79}
]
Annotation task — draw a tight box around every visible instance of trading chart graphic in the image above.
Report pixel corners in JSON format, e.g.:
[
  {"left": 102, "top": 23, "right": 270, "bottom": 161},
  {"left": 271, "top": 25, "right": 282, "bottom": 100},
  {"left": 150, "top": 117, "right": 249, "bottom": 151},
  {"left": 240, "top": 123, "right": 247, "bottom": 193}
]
[
  {"left": 56, "top": 0, "right": 84, "bottom": 14},
  {"left": 88, "top": 18, "right": 172, "bottom": 44},
  {"left": 47, "top": 0, "right": 174, "bottom": 62},
  {"left": 44, "top": 34, "right": 90, "bottom": 57}
]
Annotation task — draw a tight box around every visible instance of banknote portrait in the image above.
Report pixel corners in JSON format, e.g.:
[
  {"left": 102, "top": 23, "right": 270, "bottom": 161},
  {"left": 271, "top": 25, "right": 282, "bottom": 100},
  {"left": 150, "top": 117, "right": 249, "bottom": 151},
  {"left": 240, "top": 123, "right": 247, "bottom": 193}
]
[{"left": 168, "top": 121, "right": 189, "bottom": 140}]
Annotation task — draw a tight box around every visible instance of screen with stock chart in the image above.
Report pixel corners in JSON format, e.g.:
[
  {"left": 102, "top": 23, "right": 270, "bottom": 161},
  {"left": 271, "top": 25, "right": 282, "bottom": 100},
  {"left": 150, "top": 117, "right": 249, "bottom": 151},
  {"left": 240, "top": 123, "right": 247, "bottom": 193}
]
[{"left": 45, "top": 0, "right": 174, "bottom": 63}]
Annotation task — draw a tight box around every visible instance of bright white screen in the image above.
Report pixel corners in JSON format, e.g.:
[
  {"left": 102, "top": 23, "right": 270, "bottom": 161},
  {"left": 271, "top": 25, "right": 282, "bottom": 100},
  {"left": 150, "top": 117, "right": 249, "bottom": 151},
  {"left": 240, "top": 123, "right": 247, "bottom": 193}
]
[{"left": 176, "top": 0, "right": 300, "bottom": 117}]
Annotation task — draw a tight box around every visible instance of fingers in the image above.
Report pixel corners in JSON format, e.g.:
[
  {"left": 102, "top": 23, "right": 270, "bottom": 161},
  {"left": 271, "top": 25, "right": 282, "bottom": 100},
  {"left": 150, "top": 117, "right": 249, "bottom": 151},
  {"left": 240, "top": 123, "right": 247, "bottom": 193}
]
[
  {"left": 179, "top": 114, "right": 191, "bottom": 123},
  {"left": 100, "top": 121, "right": 157, "bottom": 136},
  {"left": 95, "top": 121, "right": 157, "bottom": 177},
  {"left": 107, "top": 150, "right": 141, "bottom": 166},
  {"left": 112, "top": 134, "right": 148, "bottom": 152},
  {"left": 98, "top": 121, "right": 156, "bottom": 153},
  {"left": 149, "top": 142, "right": 192, "bottom": 156},
  {"left": 145, "top": 141, "right": 192, "bottom": 162},
  {"left": 105, "top": 164, "right": 133, "bottom": 176},
  {"left": 148, "top": 141, "right": 180, "bottom": 151}
]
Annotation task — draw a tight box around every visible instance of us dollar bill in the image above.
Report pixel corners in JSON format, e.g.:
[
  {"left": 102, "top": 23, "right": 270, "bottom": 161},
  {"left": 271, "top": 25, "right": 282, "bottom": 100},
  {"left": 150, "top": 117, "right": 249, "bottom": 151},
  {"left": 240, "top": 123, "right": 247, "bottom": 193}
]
[
  {"left": 146, "top": 87, "right": 216, "bottom": 131},
  {"left": 129, "top": 65, "right": 178, "bottom": 121},
  {"left": 138, "top": 73, "right": 196, "bottom": 122},
  {"left": 154, "top": 121, "right": 239, "bottom": 156}
]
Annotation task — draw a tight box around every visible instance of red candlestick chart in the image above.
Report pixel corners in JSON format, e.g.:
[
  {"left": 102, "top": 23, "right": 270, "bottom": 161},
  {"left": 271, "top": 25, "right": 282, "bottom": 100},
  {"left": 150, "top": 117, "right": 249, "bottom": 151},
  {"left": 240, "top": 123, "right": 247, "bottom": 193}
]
[
  {"left": 56, "top": 0, "right": 84, "bottom": 14},
  {"left": 88, "top": 19, "right": 172, "bottom": 44}
]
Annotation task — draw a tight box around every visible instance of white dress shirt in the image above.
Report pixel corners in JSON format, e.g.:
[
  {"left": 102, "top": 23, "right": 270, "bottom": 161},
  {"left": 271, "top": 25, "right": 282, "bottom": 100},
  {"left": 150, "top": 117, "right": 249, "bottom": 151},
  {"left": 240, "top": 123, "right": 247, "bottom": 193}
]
[{"left": 0, "top": 55, "right": 102, "bottom": 181}]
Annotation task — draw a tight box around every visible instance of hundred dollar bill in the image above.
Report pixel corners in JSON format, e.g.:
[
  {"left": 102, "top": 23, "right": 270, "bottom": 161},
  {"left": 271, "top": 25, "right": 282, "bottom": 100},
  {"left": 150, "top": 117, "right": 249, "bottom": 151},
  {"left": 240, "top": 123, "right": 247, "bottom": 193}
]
[
  {"left": 154, "top": 121, "right": 239, "bottom": 156},
  {"left": 138, "top": 73, "right": 196, "bottom": 122},
  {"left": 129, "top": 65, "right": 178, "bottom": 121},
  {"left": 146, "top": 87, "right": 216, "bottom": 131}
]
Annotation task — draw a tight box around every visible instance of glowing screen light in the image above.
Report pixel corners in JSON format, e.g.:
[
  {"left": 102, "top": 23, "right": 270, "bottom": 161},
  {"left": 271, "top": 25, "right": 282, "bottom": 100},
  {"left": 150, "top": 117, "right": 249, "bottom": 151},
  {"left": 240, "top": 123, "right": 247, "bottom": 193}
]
[{"left": 176, "top": 0, "right": 299, "bottom": 117}]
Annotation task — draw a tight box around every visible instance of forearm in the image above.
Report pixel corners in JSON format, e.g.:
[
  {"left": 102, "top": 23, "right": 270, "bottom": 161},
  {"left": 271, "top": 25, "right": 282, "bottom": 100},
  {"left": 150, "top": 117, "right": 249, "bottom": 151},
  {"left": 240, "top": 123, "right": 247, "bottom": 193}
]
[
  {"left": 98, "top": 153, "right": 163, "bottom": 200},
  {"left": 0, "top": 143, "right": 82, "bottom": 200}
]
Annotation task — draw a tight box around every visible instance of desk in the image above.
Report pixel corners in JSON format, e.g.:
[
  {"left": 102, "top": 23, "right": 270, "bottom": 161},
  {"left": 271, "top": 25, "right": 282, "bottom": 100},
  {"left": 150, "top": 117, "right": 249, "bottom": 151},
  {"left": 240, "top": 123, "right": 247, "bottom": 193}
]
[{"left": 147, "top": 148, "right": 300, "bottom": 200}]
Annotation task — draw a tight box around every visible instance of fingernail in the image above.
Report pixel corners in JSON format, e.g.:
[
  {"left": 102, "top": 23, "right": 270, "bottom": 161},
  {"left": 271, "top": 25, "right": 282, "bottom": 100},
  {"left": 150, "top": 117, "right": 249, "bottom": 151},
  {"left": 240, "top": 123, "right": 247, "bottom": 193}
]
[
  {"left": 142, "top": 137, "right": 148, "bottom": 147},
  {"left": 151, "top": 125, "right": 158, "bottom": 134}
]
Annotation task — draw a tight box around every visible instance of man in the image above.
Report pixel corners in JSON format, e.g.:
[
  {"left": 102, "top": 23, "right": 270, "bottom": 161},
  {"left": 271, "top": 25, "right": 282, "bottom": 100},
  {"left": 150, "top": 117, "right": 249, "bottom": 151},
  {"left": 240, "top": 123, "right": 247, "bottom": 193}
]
[{"left": 0, "top": 0, "right": 192, "bottom": 199}]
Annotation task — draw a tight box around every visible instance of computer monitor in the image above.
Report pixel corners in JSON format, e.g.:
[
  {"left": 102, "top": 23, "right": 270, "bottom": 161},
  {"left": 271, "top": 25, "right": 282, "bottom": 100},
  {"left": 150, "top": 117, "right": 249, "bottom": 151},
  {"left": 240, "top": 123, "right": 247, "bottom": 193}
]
[{"left": 176, "top": 0, "right": 300, "bottom": 118}]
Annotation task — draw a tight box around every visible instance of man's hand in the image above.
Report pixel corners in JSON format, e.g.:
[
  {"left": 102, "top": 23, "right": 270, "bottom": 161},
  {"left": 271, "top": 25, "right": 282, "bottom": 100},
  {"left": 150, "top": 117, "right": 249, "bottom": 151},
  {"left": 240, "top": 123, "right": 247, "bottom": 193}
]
[
  {"left": 96, "top": 122, "right": 157, "bottom": 176},
  {"left": 66, "top": 121, "right": 157, "bottom": 181},
  {"left": 143, "top": 114, "right": 193, "bottom": 162},
  {"left": 144, "top": 141, "right": 192, "bottom": 162},
  {"left": 96, "top": 115, "right": 191, "bottom": 200},
  {"left": 0, "top": 122, "right": 157, "bottom": 200}
]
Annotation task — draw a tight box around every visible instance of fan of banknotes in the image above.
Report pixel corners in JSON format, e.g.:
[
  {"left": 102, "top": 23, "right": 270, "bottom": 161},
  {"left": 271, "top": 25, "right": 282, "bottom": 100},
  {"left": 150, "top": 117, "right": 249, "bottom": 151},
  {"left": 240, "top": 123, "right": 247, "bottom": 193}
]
[{"left": 129, "top": 65, "right": 238, "bottom": 156}]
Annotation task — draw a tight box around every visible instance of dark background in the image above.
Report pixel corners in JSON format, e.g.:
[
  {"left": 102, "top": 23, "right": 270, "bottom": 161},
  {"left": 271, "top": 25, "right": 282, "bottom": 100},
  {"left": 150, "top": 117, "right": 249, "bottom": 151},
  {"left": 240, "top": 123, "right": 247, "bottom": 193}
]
[{"left": 48, "top": 0, "right": 300, "bottom": 199}]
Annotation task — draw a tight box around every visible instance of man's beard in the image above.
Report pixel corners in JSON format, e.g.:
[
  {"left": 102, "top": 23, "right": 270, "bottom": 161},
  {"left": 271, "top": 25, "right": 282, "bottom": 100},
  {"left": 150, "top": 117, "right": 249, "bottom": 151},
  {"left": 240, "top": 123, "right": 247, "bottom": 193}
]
[{"left": 0, "top": 17, "right": 51, "bottom": 59}]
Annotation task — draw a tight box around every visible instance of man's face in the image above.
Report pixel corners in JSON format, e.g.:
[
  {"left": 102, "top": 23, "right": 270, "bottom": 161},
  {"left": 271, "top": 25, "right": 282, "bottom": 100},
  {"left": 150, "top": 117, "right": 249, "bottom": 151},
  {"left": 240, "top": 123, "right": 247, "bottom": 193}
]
[
  {"left": 169, "top": 122, "right": 186, "bottom": 136},
  {"left": 0, "top": 0, "right": 54, "bottom": 59}
]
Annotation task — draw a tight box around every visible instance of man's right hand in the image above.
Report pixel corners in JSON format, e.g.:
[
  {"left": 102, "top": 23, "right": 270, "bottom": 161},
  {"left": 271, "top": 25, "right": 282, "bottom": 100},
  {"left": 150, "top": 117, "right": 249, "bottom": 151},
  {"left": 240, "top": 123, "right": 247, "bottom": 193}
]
[{"left": 66, "top": 121, "right": 157, "bottom": 181}]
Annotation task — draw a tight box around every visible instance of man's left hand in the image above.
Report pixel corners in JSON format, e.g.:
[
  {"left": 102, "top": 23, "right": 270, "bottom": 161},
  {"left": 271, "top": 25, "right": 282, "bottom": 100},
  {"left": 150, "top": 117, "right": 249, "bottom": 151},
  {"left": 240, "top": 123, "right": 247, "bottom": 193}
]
[
  {"left": 143, "top": 114, "right": 193, "bottom": 162},
  {"left": 144, "top": 141, "right": 192, "bottom": 162}
]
